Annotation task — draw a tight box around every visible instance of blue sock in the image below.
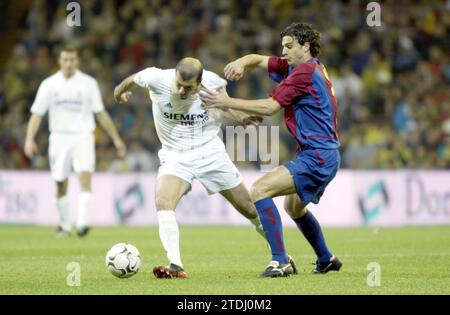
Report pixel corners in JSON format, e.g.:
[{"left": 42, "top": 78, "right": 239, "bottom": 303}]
[
  {"left": 254, "top": 197, "right": 288, "bottom": 264},
  {"left": 293, "top": 210, "right": 332, "bottom": 264}
]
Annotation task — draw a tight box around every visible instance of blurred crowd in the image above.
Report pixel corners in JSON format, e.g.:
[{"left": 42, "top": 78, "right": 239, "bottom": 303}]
[{"left": 0, "top": 0, "right": 449, "bottom": 171}]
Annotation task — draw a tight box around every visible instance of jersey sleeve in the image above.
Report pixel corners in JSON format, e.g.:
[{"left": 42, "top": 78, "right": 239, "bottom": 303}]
[
  {"left": 133, "top": 67, "right": 163, "bottom": 91},
  {"left": 202, "top": 70, "right": 227, "bottom": 91},
  {"left": 268, "top": 56, "right": 289, "bottom": 83},
  {"left": 91, "top": 80, "right": 105, "bottom": 113},
  {"left": 270, "top": 64, "right": 312, "bottom": 108},
  {"left": 30, "top": 80, "right": 50, "bottom": 115}
]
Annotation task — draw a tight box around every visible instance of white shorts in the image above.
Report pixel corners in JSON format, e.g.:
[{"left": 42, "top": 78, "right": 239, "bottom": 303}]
[
  {"left": 48, "top": 132, "right": 95, "bottom": 182},
  {"left": 157, "top": 140, "right": 243, "bottom": 194}
]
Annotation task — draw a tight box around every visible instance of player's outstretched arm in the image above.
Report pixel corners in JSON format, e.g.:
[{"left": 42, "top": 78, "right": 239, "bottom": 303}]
[
  {"left": 222, "top": 97, "right": 280, "bottom": 116},
  {"left": 224, "top": 54, "right": 269, "bottom": 81},
  {"left": 24, "top": 114, "right": 43, "bottom": 159},
  {"left": 201, "top": 88, "right": 281, "bottom": 116},
  {"left": 114, "top": 74, "right": 137, "bottom": 104},
  {"left": 209, "top": 89, "right": 260, "bottom": 124},
  {"left": 221, "top": 108, "right": 263, "bottom": 126},
  {"left": 95, "top": 110, "right": 127, "bottom": 158}
]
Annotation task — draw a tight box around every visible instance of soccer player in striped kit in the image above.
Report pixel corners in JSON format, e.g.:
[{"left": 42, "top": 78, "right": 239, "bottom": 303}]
[{"left": 201, "top": 23, "right": 342, "bottom": 277}]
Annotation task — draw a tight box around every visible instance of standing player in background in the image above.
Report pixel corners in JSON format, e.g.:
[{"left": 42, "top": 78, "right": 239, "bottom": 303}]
[
  {"left": 24, "top": 46, "right": 126, "bottom": 238},
  {"left": 201, "top": 23, "right": 342, "bottom": 277},
  {"left": 114, "top": 57, "right": 296, "bottom": 278}
]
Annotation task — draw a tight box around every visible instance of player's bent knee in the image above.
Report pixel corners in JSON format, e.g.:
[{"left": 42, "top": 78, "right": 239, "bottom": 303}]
[
  {"left": 80, "top": 185, "right": 91, "bottom": 192},
  {"left": 284, "top": 197, "right": 293, "bottom": 215},
  {"left": 284, "top": 195, "right": 307, "bottom": 218},
  {"left": 56, "top": 180, "right": 68, "bottom": 197},
  {"left": 155, "top": 196, "right": 176, "bottom": 211},
  {"left": 80, "top": 183, "right": 91, "bottom": 192},
  {"left": 250, "top": 181, "right": 271, "bottom": 202},
  {"left": 237, "top": 199, "right": 258, "bottom": 218},
  {"left": 78, "top": 173, "right": 92, "bottom": 192},
  {"left": 287, "top": 205, "right": 307, "bottom": 219}
]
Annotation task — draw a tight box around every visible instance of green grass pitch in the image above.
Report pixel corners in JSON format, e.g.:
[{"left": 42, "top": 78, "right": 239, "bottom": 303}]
[{"left": 0, "top": 225, "right": 449, "bottom": 294}]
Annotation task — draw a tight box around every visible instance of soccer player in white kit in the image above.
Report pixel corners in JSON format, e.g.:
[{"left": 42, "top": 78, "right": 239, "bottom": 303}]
[
  {"left": 114, "top": 57, "right": 280, "bottom": 278},
  {"left": 24, "top": 46, "right": 126, "bottom": 238}
]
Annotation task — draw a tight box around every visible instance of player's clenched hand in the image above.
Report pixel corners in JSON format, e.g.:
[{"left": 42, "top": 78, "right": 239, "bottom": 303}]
[
  {"left": 114, "top": 139, "right": 127, "bottom": 158},
  {"left": 200, "top": 87, "right": 230, "bottom": 110},
  {"left": 243, "top": 115, "right": 263, "bottom": 126},
  {"left": 114, "top": 90, "right": 132, "bottom": 104},
  {"left": 224, "top": 59, "right": 245, "bottom": 81},
  {"left": 24, "top": 139, "right": 38, "bottom": 159}
]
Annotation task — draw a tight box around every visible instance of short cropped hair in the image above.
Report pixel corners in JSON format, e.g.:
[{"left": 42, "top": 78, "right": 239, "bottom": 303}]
[
  {"left": 175, "top": 59, "right": 203, "bottom": 83},
  {"left": 59, "top": 44, "right": 78, "bottom": 56},
  {"left": 280, "top": 22, "right": 321, "bottom": 57}
]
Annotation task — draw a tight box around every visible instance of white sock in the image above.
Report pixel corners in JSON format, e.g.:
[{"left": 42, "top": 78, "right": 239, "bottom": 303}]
[
  {"left": 76, "top": 191, "right": 92, "bottom": 229},
  {"left": 56, "top": 195, "right": 71, "bottom": 231},
  {"left": 250, "top": 216, "right": 266, "bottom": 239},
  {"left": 157, "top": 210, "right": 183, "bottom": 268},
  {"left": 250, "top": 216, "right": 272, "bottom": 252}
]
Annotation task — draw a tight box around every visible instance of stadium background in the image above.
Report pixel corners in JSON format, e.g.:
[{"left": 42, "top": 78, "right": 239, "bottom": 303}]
[
  {"left": 1, "top": 0, "right": 448, "bottom": 172},
  {"left": 0, "top": 0, "right": 449, "bottom": 228},
  {"left": 0, "top": 0, "right": 449, "bottom": 296}
]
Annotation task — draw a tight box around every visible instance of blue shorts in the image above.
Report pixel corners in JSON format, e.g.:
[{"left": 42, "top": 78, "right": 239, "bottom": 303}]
[{"left": 284, "top": 148, "right": 340, "bottom": 204}]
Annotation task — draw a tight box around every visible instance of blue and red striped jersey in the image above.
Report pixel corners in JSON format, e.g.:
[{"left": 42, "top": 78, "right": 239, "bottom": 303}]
[{"left": 269, "top": 56, "right": 340, "bottom": 149}]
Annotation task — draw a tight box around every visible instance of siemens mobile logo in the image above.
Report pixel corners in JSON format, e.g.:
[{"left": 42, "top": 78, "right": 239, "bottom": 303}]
[
  {"left": 163, "top": 111, "right": 209, "bottom": 126},
  {"left": 55, "top": 99, "right": 83, "bottom": 111},
  {"left": 55, "top": 99, "right": 83, "bottom": 106}
]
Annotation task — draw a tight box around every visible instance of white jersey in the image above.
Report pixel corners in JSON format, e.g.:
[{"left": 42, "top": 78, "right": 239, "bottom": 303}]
[
  {"left": 133, "top": 67, "right": 226, "bottom": 152},
  {"left": 30, "top": 70, "right": 104, "bottom": 133}
]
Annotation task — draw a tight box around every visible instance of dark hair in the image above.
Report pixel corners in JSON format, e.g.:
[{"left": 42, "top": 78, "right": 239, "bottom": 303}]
[
  {"left": 280, "top": 22, "right": 321, "bottom": 57},
  {"left": 175, "top": 58, "right": 203, "bottom": 83},
  {"left": 59, "top": 44, "right": 78, "bottom": 55}
]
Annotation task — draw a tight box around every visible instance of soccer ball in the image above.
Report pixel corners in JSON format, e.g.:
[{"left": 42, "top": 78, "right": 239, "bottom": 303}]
[{"left": 105, "top": 243, "right": 142, "bottom": 278}]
